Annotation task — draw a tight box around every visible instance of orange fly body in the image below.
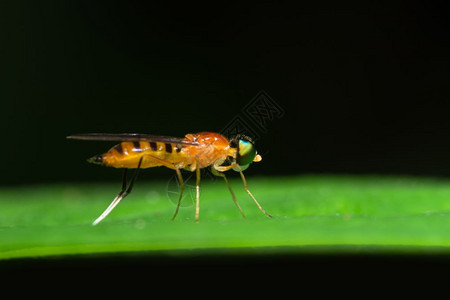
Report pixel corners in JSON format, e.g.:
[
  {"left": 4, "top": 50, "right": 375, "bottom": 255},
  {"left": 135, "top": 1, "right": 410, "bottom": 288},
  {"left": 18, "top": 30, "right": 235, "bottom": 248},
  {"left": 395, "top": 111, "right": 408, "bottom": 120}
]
[{"left": 67, "top": 132, "right": 271, "bottom": 225}]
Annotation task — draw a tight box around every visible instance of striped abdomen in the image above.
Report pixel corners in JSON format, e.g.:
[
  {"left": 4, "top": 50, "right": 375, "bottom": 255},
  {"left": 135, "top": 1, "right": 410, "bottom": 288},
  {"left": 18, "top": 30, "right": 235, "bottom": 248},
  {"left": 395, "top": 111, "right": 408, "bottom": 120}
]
[{"left": 88, "top": 141, "right": 186, "bottom": 169}]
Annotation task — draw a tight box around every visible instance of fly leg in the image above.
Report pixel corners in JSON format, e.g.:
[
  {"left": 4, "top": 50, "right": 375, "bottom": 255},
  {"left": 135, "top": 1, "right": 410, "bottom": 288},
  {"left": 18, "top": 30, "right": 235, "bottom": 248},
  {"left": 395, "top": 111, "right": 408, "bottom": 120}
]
[
  {"left": 211, "top": 165, "right": 245, "bottom": 218},
  {"left": 238, "top": 170, "right": 272, "bottom": 218},
  {"left": 214, "top": 163, "right": 271, "bottom": 218},
  {"left": 92, "top": 169, "right": 128, "bottom": 225},
  {"left": 213, "top": 163, "right": 239, "bottom": 172},
  {"left": 171, "top": 168, "right": 185, "bottom": 221},
  {"left": 135, "top": 154, "right": 184, "bottom": 221},
  {"left": 195, "top": 166, "right": 201, "bottom": 222},
  {"left": 92, "top": 157, "right": 143, "bottom": 226}
]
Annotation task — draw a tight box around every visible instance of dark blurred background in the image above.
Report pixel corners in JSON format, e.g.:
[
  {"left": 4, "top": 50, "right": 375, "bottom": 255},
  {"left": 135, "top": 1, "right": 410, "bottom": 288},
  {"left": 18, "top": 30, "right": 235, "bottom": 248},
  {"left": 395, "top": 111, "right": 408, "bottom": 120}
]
[{"left": 3, "top": 0, "right": 450, "bottom": 185}]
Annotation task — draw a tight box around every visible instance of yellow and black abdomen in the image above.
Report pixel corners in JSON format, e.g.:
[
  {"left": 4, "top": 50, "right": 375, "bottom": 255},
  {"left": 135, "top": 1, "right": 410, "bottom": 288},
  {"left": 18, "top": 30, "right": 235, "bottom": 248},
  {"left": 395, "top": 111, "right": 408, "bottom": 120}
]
[{"left": 88, "top": 141, "right": 186, "bottom": 169}]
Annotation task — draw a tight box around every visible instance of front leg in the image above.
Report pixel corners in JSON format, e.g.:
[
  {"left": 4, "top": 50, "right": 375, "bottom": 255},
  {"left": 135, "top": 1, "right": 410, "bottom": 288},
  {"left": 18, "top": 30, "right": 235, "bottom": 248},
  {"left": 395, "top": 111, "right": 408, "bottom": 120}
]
[
  {"left": 213, "top": 163, "right": 240, "bottom": 172},
  {"left": 213, "top": 161, "right": 272, "bottom": 219},
  {"left": 211, "top": 164, "right": 245, "bottom": 218}
]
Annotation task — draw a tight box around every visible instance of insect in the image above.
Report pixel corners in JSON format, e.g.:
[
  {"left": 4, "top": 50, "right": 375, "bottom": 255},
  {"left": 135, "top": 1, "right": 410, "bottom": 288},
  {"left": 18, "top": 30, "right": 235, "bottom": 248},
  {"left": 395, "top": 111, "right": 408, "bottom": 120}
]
[{"left": 67, "top": 132, "right": 271, "bottom": 225}]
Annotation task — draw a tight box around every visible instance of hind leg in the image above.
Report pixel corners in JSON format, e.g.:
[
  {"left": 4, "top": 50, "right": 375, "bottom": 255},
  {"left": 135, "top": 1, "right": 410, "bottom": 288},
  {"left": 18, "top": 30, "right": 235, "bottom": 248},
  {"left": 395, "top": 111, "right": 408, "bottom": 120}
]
[{"left": 92, "top": 157, "right": 143, "bottom": 225}]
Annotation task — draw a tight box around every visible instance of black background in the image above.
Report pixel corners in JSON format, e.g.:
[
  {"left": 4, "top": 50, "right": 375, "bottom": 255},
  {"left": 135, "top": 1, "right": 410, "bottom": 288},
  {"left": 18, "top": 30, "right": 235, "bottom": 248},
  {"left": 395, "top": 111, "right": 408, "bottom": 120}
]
[
  {"left": 3, "top": 0, "right": 450, "bottom": 277},
  {"left": 3, "top": 0, "right": 450, "bottom": 185}
]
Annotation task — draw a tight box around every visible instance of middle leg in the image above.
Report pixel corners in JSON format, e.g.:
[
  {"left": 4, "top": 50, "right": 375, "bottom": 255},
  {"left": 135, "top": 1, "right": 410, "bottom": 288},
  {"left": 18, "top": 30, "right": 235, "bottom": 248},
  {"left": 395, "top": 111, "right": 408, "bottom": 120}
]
[
  {"left": 195, "top": 167, "right": 201, "bottom": 222},
  {"left": 171, "top": 168, "right": 185, "bottom": 221}
]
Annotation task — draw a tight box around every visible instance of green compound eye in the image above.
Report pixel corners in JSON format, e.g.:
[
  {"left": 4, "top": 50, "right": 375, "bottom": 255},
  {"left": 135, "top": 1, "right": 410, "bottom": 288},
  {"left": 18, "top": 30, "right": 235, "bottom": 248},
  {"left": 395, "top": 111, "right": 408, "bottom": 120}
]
[{"left": 236, "top": 139, "right": 257, "bottom": 166}]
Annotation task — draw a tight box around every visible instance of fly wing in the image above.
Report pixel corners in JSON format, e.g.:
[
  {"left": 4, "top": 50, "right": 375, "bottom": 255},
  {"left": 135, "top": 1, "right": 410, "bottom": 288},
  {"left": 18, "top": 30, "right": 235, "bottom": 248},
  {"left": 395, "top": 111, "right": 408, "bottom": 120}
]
[{"left": 66, "top": 133, "right": 200, "bottom": 146}]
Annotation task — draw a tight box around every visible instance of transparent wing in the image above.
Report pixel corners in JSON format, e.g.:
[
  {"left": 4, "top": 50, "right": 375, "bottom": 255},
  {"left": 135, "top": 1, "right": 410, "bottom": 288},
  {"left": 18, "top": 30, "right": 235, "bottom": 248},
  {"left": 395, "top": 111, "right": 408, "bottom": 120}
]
[{"left": 66, "top": 133, "right": 199, "bottom": 146}]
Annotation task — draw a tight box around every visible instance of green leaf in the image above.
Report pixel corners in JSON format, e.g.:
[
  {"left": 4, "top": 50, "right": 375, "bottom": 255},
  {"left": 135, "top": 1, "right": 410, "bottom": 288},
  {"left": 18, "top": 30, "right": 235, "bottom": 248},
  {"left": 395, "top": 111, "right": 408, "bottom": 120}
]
[{"left": 1, "top": 175, "right": 450, "bottom": 260}]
